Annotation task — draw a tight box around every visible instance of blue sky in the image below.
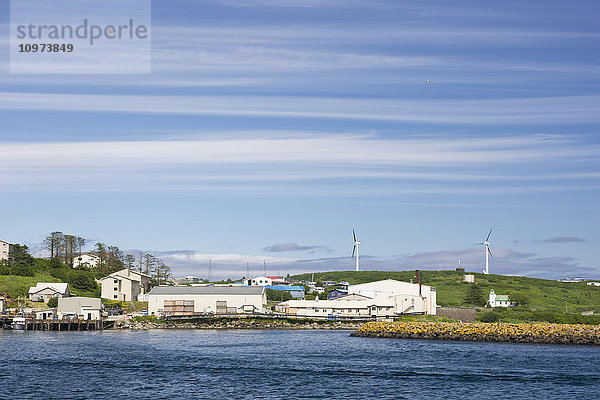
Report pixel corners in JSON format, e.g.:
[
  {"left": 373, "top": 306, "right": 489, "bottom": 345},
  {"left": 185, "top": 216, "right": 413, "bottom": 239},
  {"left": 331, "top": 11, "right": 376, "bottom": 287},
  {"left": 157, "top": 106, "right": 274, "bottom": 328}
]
[{"left": 0, "top": 0, "right": 599, "bottom": 279}]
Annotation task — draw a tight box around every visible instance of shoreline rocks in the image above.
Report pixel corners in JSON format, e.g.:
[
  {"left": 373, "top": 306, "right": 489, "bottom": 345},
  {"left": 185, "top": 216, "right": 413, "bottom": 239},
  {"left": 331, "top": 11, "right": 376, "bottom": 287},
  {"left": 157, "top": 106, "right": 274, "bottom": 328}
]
[
  {"left": 350, "top": 321, "right": 600, "bottom": 346},
  {"left": 111, "top": 318, "right": 363, "bottom": 331}
]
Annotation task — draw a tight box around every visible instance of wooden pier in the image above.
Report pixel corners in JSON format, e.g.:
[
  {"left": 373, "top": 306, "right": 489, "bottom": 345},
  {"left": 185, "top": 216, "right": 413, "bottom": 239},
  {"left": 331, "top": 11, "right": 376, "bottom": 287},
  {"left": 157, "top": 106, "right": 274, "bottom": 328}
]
[{"left": 0, "top": 317, "right": 109, "bottom": 331}]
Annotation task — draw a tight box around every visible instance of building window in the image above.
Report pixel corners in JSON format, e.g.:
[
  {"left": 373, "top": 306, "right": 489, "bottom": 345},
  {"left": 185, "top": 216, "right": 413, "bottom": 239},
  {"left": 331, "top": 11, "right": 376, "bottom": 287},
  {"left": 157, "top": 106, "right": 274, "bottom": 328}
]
[
  {"left": 113, "top": 295, "right": 118, "bottom": 299},
  {"left": 114, "top": 287, "right": 118, "bottom": 291},
  {"left": 113, "top": 279, "right": 118, "bottom": 284}
]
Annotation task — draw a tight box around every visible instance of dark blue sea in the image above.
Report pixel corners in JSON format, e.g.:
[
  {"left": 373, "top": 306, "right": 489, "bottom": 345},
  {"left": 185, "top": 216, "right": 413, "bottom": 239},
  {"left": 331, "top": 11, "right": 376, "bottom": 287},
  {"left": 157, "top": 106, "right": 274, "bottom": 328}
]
[{"left": 1, "top": 329, "right": 599, "bottom": 399}]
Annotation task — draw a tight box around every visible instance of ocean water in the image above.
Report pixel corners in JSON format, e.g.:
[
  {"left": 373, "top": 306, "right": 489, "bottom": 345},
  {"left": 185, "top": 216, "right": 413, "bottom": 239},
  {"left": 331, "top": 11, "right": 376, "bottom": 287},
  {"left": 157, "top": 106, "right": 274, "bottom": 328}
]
[{"left": 1, "top": 329, "right": 599, "bottom": 399}]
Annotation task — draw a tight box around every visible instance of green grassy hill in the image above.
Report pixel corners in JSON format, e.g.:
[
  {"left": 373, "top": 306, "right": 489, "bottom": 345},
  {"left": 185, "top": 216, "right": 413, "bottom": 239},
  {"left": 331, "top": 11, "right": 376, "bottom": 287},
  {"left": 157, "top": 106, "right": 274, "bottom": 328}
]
[
  {"left": 292, "top": 270, "right": 600, "bottom": 314},
  {"left": 0, "top": 273, "right": 98, "bottom": 302}
]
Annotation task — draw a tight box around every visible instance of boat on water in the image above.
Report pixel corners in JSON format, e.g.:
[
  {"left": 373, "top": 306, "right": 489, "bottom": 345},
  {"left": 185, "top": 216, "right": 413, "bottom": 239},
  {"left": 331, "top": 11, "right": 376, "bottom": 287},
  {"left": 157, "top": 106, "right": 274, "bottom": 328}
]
[{"left": 11, "top": 314, "right": 26, "bottom": 330}]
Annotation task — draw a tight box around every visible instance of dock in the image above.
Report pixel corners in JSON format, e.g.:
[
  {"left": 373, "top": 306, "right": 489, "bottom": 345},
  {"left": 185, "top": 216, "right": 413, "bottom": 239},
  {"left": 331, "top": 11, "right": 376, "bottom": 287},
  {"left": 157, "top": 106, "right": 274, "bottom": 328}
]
[{"left": 0, "top": 316, "right": 113, "bottom": 331}]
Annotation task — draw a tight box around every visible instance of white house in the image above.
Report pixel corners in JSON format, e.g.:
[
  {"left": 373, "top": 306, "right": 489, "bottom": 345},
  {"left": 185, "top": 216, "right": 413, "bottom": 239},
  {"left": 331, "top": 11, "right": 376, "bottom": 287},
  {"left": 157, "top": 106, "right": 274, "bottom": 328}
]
[
  {"left": 99, "top": 268, "right": 151, "bottom": 301},
  {"left": 57, "top": 297, "right": 102, "bottom": 320},
  {"left": 246, "top": 276, "right": 273, "bottom": 286},
  {"left": 28, "top": 283, "right": 71, "bottom": 303},
  {"left": 0, "top": 239, "right": 14, "bottom": 261},
  {"left": 73, "top": 253, "right": 100, "bottom": 268},
  {"left": 278, "top": 279, "right": 437, "bottom": 318},
  {"left": 148, "top": 286, "right": 267, "bottom": 316},
  {"left": 464, "top": 274, "right": 475, "bottom": 283},
  {"left": 0, "top": 297, "right": 5, "bottom": 313},
  {"left": 488, "top": 290, "right": 513, "bottom": 308}
]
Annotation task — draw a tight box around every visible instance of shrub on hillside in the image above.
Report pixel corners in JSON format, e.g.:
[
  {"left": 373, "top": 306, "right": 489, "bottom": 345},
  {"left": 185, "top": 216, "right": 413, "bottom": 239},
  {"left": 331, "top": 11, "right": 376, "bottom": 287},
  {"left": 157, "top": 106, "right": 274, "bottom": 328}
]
[
  {"left": 464, "top": 284, "right": 487, "bottom": 307},
  {"left": 47, "top": 297, "right": 58, "bottom": 308},
  {"left": 478, "top": 311, "right": 501, "bottom": 323},
  {"left": 266, "top": 289, "right": 293, "bottom": 302}
]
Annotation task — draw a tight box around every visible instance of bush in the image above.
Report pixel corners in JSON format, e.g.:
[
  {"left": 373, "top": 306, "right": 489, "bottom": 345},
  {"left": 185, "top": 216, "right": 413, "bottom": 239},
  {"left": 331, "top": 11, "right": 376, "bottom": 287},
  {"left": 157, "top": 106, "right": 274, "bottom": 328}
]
[
  {"left": 0, "top": 263, "right": 10, "bottom": 275},
  {"left": 47, "top": 297, "right": 58, "bottom": 308},
  {"left": 478, "top": 311, "right": 501, "bottom": 323},
  {"left": 266, "top": 289, "right": 293, "bottom": 302},
  {"left": 11, "top": 263, "right": 35, "bottom": 277},
  {"left": 464, "top": 284, "right": 487, "bottom": 306}
]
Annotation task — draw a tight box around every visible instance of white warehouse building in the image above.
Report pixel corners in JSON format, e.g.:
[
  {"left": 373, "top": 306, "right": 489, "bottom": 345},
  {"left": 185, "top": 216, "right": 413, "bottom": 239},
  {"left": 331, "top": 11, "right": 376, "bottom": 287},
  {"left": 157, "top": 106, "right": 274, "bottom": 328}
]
[
  {"left": 148, "top": 286, "right": 267, "bottom": 316},
  {"left": 278, "top": 279, "right": 436, "bottom": 318}
]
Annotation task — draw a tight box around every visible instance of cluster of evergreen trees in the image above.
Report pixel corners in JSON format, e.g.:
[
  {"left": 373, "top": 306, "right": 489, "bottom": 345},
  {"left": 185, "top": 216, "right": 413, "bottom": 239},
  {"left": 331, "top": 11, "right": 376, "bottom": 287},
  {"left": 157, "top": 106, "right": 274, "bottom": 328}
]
[
  {"left": 0, "top": 231, "right": 172, "bottom": 292},
  {"left": 44, "top": 231, "right": 171, "bottom": 285}
]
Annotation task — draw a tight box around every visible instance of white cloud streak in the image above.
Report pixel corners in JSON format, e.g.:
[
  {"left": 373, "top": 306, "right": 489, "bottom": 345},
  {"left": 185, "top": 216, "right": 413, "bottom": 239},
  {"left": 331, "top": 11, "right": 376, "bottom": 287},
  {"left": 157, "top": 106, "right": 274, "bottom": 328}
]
[
  {"left": 2, "top": 92, "right": 600, "bottom": 124},
  {"left": 0, "top": 133, "right": 598, "bottom": 194}
]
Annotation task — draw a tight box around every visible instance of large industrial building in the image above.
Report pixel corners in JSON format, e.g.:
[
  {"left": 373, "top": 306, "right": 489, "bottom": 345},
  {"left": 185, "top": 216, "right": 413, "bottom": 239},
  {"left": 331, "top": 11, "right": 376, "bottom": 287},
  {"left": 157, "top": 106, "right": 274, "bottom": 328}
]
[
  {"left": 148, "top": 286, "right": 267, "bottom": 316},
  {"left": 277, "top": 279, "right": 436, "bottom": 318}
]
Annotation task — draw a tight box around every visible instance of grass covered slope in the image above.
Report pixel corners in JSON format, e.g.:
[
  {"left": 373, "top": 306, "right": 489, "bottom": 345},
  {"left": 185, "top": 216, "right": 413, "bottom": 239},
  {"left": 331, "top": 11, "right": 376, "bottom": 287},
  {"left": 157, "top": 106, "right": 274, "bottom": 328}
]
[
  {"left": 0, "top": 273, "right": 63, "bottom": 299},
  {"left": 0, "top": 273, "right": 98, "bottom": 301},
  {"left": 292, "top": 270, "right": 600, "bottom": 313}
]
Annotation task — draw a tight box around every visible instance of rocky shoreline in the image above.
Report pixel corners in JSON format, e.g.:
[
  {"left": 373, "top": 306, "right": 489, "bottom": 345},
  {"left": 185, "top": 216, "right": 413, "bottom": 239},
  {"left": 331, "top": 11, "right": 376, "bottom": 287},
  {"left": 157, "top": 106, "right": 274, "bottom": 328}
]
[
  {"left": 351, "top": 321, "right": 600, "bottom": 345},
  {"left": 111, "top": 318, "right": 363, "bottom": 331}
]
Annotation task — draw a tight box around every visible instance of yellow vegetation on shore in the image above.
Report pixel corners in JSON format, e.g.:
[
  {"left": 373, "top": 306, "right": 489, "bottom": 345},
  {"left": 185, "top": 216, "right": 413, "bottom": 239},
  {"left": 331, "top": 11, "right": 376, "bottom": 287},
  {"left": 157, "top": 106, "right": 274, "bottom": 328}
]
[{"left": 353, "top": 321, "right": 600, "bottom": 345}]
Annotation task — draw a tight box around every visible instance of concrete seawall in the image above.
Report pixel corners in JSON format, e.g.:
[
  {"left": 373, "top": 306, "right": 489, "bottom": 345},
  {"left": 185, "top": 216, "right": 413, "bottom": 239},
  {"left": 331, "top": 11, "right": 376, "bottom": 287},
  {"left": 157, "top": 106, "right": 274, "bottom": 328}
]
[{"left": 351, "top": 321, "right": 600, "bottom": 345}]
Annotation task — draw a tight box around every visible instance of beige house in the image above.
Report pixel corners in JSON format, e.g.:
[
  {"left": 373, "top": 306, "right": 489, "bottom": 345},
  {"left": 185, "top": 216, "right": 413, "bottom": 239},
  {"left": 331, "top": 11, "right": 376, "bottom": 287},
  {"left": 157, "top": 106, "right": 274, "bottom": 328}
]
[
  {"left": 148, "top": 286, "right": 267, "bottom": 316},
  {"left": 0, "top": 239, "right": 14, "bottom": 261},
  {"left": 99, "top": 268, "right": 151, "bottom": 301},
  {"left": 28, "top": 283, "right": 71, "bottom": 302},
  {"left": 0, "top": 297, "right": 5, "bottom": 313},
  {"left": 58, "top": 297, "right": 102, "bottom": 320}
]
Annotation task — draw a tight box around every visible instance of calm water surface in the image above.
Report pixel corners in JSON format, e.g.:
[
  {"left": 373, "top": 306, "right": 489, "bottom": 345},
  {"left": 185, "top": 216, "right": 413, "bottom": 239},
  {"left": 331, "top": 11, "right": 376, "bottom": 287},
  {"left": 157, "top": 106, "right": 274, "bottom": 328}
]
[{"left": 1, "top": 329, "right": 599, "bottom": 399}]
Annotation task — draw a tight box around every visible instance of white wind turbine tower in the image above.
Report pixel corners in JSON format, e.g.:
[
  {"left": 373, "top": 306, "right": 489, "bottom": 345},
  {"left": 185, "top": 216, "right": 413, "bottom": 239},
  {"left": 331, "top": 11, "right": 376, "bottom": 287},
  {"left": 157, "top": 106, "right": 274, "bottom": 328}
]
[
  {"left": 352, "top": 229, "right": 360, "bottom": 272},
  {"left": 477, "top": 229, "right": 494, "bottom": 274}
]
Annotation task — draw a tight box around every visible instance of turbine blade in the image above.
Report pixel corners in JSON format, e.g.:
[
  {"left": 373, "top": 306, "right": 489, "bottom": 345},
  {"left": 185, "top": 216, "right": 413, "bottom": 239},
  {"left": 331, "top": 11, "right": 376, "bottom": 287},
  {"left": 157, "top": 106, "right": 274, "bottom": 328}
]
[
  {"left": 353, "top": 229, "right": 356, "bottom": 242},
  {"left": 488, "top": 247, "right": 494, "bottom": 258},
  {"left": 473, "top": 243, "right": 484, "bottom": 246},
  {"left": 352, "top": 245, "right": 355, "bottom": 258},
  {"left": 486, "top": 228, "right": 493, "bottom": 242}
]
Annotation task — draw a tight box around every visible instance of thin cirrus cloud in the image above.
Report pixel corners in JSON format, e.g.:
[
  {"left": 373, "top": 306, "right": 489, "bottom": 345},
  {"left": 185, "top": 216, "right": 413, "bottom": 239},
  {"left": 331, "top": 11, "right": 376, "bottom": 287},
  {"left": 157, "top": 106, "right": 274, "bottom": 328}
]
[
  {"left": 0, "top": 134, "right": 598, "bottom": 194},
  {"left": 537, "top": 236, "right": 587, "bottom": 243},
  {"left": 262, "top": 243, "right": 326, "bottom": 252},
  {"left": 2, "top": 92, "right": 600, "bottom": 124}
]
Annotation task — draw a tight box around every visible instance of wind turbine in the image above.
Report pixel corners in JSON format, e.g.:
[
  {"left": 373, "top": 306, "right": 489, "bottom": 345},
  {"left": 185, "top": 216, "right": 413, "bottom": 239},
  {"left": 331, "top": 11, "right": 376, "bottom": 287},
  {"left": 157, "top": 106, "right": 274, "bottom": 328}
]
[
  {"left": 477, "top": 229, "right": 493, "bottom": 274},
  {"left": 352, "top": 229, "right": 360, "bottom": 272}
]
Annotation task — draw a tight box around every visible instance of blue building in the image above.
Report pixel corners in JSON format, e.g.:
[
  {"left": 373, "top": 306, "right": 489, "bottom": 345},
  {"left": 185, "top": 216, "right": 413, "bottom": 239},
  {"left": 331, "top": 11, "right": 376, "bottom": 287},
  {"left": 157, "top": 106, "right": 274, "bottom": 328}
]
[{"left": 328, "top": 289, "right": 348, "bottom": 300}]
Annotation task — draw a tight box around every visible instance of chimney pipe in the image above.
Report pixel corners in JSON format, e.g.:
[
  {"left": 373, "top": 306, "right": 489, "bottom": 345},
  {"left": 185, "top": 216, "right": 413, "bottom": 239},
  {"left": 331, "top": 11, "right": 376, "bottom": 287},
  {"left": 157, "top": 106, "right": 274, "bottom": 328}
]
[{"left": 415, "top": 270, "right": 422, "bottom": 296}]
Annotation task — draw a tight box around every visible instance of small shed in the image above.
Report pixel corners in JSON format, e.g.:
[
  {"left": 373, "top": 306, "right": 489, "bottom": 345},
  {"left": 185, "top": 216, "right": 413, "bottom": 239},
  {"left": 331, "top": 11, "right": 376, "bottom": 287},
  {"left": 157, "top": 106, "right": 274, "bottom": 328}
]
[{"left": 35, "top": 309, "right": 57, "bottom": 320}]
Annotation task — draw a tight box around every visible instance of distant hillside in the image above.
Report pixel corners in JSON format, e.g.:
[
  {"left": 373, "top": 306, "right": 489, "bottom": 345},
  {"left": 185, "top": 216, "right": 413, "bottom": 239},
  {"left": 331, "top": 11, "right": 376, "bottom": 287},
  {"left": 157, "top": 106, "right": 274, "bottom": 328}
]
[{"left": 291, "top": 270, "right": 600, "bottom": 313}]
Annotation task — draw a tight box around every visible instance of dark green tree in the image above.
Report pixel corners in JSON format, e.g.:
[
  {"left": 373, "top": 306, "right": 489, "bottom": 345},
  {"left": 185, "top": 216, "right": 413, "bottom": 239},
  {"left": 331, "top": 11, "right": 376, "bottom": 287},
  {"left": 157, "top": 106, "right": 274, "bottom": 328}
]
[
  {"left": 463, "top": 283, "right": 487, "bottom": 306},
  {"left": 47, "top": 297, "right": 58, "bottom": 308},
  {"left": 9, "top": 244, "right": 35, "bottom": 276},
  {"left": 509, "top": 292, "right": 530, "bottom": 307}
]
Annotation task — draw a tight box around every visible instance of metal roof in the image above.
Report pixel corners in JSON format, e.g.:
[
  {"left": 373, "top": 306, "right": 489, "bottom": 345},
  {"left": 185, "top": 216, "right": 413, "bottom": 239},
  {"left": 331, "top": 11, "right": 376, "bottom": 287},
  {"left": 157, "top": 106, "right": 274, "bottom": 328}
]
[
  {"left": 265, "top": 285, "right": 305, "bottom": 291},
  {"left": 149, "top": 286, "right": 265, "bottom": 295},
  {"left": 28, "top": 283, "right": 69, "bottom": 294}
]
